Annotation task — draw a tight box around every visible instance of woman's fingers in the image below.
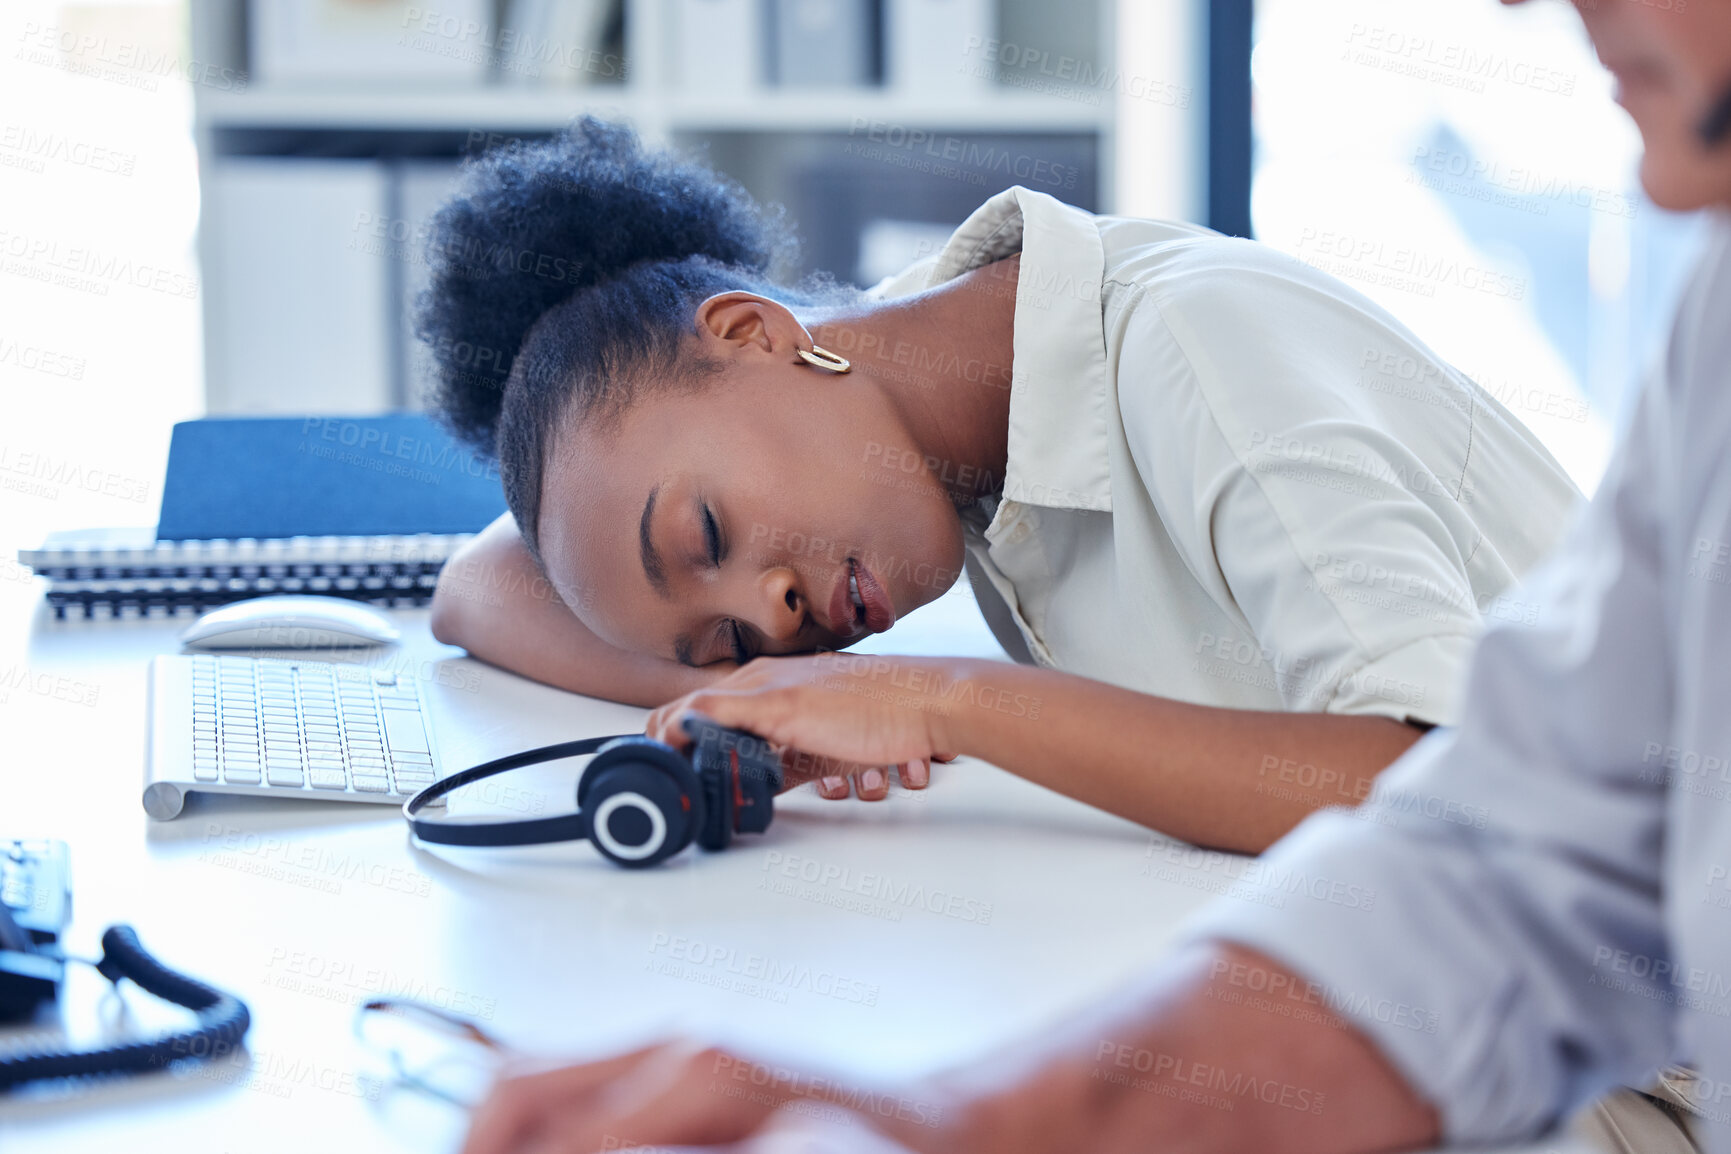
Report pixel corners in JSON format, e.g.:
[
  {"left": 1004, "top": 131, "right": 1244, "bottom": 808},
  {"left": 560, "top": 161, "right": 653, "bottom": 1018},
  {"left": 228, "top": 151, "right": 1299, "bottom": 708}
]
[
  {"left": 461, "top": 1046, "right": 666, "bottom": 1154},
  {"left": 464, "top": 1042, "right": 802, "bottom": 1154},
  {"left": 855, "top": 767, "right": 890, "bottom": 800}
]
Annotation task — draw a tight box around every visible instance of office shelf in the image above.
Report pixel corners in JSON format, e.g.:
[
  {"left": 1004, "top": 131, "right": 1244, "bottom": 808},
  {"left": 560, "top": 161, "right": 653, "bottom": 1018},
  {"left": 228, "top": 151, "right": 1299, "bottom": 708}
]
[{"left": 196, "top": 87, "right": 1114, "bottom": 134}]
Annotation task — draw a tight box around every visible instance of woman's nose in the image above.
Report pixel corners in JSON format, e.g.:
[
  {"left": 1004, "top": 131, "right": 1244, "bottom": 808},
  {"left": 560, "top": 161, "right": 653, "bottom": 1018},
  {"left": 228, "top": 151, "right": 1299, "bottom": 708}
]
[{"left": 753, "top": 567, "right": 808, "bottom": 644}]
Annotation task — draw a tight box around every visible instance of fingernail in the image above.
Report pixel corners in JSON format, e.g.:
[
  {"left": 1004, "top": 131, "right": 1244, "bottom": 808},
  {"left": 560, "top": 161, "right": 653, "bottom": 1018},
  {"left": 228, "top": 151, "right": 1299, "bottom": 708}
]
[
  {"left": 905, "top": 759, "right": 929, "bottom": 788},
  {"left": 861, "top": 767, "right": 886, "bottom": 792},
  {"left": 820, "top": 776, "right": 848, "bottom": 797}
]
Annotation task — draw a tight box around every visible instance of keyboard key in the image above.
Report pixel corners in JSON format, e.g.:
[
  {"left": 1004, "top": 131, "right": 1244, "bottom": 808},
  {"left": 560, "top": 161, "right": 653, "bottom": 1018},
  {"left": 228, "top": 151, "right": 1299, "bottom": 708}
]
[
  {"left": 309, "top": 769, "right": 348, "bottom": 790},
  {"left": 351, "top": 775, "right": 390, "bottom": 793},
  {"left": 224, "top": 766, "right": 261, "bottom": 785},
  {"left": 381, "top": 709, "right": 430, "bottom": 754},
  {"left": 266, "top": 765, "right": 304, "bottom": 787},
  {"left": 193, "top": 761, "right": 219, "bottom": 782}
]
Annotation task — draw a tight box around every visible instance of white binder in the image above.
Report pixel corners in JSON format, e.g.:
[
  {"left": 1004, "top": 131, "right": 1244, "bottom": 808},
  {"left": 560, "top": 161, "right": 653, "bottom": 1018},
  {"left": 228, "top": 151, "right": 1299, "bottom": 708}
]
[{"left": 887, "top": 0, "right": 992, "bottom": 95}]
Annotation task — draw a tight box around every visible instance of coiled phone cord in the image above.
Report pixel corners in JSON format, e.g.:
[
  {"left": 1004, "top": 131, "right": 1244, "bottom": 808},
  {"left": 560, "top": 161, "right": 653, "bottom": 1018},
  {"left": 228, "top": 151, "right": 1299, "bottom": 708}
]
[{"left": 0, "top": 924, "right": 251, "bottom": 1091}]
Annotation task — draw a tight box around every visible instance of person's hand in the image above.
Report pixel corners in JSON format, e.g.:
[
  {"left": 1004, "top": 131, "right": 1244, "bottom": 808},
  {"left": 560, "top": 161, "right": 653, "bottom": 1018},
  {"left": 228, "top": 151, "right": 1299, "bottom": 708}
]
[
  {"left": 459, "top": 1038, "right": 957, "bottom": 1154},
  {"left": 643, "top": 654, "right": 961, "bottom": 802}
]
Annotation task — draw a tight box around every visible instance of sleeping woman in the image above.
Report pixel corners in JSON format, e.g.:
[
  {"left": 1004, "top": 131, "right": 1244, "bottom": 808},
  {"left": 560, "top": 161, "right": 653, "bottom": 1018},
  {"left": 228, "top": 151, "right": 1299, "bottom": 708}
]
[{"left": 419, "top": 116, "right": 1580, "bottom": 854}]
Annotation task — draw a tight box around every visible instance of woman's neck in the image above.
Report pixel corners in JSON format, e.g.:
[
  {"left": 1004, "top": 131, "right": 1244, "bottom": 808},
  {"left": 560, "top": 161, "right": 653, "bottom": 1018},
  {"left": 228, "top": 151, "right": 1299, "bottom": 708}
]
[{"left": 806, "top": 254, "right": 1019, "bottom": 509}]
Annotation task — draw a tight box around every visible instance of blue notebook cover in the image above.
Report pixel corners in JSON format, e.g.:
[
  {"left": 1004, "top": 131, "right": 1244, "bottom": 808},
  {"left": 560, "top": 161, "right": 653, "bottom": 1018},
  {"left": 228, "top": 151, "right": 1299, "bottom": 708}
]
[{"left": 155, "top": 414, "right": 507, "bottom": 541}]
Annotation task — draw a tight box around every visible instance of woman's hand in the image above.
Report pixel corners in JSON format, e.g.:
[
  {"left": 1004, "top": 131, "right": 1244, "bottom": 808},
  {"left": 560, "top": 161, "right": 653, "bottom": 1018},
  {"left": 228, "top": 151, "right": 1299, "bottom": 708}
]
[
  {"left": 459, "top": 1039, "right": 960, "bottom": 1154},
  {"left": 644, "top": 654, "right": 963, "bottom": 801}
]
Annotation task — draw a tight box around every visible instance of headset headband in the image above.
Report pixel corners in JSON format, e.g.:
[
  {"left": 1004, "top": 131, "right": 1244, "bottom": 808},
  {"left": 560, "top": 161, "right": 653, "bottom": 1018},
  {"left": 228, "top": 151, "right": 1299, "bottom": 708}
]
[{"left": 402, "top": 735, "right": 629, "bottom": 848}]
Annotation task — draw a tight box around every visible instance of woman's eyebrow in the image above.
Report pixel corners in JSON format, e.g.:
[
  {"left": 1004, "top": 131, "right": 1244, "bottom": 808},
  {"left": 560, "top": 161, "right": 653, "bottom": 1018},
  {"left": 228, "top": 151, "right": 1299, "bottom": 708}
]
[{"left": 639, "top": 482, "right": 673, "bottom": 600}]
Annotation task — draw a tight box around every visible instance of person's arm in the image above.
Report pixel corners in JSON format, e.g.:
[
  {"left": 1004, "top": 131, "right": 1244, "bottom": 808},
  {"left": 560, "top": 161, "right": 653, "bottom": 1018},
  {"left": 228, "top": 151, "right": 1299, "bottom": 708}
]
[
  {"left": 928, "top": 659, "right": 1423, "bottom": 853},
  {"left": 1171, "top": 288, "right": 1691, "bottom": 1143},
  {"left": 430, "top": 512, "right": 727, "bottom": 708},
  {"left": 458, "top": 941, "right": 1439, "bottom": 1154},
  {"left": 644, "top": 651, "right": 1421, "bottom": 852}
]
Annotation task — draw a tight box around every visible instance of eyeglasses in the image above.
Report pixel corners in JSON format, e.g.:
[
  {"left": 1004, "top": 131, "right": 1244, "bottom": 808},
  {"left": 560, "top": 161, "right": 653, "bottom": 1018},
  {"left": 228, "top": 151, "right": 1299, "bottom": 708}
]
[{"left": 353, "top": 997, "right": 515, "bottom": 1112}]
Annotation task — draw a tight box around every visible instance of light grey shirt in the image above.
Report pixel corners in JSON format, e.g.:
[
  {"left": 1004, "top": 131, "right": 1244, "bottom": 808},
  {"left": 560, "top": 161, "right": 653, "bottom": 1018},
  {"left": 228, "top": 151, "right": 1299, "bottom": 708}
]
[{"left": 1181, "top": 211, "right": 1731, "bottom": 1150}]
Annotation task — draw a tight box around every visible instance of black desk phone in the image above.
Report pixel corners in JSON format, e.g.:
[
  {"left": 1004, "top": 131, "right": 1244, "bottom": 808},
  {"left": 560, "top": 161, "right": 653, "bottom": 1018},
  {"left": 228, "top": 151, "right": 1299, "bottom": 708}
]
[
  {"left": 0, "top": 839, "right": 71, "bottom": 1020},
  {"left": 0, "top": 838, "right": 251, "bottom": 1091}
]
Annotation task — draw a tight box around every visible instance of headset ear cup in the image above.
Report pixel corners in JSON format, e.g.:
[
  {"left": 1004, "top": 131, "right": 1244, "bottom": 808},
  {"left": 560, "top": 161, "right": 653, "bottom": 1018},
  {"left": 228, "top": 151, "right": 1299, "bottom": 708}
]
[
  {"left": 578, "top": 738, "right": 702, "bottom": 869},
  {"left": 582, "top": 766, "right": 692, "bottom": 868}
]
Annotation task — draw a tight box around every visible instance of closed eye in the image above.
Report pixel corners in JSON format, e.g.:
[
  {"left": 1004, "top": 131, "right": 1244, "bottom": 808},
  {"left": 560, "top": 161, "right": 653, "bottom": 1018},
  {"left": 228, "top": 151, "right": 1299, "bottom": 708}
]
[
  {"left": 726, "top": 619, "right": 750, "bottom": 664},
  {"left": 703, "top": 505, "right": 723, "bottom": 567}
]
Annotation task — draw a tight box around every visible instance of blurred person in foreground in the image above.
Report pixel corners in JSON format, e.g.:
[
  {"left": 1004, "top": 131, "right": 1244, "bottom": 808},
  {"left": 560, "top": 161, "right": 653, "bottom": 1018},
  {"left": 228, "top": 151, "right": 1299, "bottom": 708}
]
[{"left": 459, "top": 1, "right": 1731, "bottom": 1150}]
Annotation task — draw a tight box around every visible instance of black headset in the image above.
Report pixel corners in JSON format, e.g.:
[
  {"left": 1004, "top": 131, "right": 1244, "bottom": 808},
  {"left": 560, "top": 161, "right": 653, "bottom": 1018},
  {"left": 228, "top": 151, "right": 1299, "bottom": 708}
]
[{"left": 403, "top": 716, "right": 783, "bottom": 868}]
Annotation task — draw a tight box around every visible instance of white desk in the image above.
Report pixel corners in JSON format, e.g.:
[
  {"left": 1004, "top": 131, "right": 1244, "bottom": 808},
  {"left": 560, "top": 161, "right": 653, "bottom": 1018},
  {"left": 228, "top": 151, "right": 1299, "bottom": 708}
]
[{"left": 0, "top": 585, "right": 1592, "bottom": 1154}]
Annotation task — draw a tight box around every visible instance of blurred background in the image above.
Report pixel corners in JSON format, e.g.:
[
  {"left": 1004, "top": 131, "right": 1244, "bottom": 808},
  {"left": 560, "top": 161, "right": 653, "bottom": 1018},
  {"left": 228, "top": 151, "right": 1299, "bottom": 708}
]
[{"left": 0, "top": 0, "right": 1709, "bottom": 572}]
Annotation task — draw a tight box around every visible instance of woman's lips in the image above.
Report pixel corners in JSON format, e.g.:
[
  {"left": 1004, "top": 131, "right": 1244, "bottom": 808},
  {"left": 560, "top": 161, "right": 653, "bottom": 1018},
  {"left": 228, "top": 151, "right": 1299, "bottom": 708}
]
[
  {"left": 824, "top": 558, "right": 897, "bottom": 640},
  {"left": 853, "top": 559, "right": 896, "bottom": 634}
]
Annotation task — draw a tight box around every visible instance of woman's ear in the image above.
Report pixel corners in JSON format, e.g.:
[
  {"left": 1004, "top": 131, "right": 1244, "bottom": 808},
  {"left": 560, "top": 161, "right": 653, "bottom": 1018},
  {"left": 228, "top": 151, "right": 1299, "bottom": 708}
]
[{"left": 693, "top": 292, "right": 804, "bottom": 358}]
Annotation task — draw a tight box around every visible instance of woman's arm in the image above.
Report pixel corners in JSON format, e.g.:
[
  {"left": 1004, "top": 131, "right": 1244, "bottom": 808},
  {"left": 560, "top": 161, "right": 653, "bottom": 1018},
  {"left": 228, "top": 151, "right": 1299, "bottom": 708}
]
[
  {"left": 926, "top": 658, "right": 1423, "bottom": 853},
  {"left": 430, "top": 512, "right": 728, "bottom": 708},
  {"left": 644, "top": 653, "right": 1424, "bottom": 853}
]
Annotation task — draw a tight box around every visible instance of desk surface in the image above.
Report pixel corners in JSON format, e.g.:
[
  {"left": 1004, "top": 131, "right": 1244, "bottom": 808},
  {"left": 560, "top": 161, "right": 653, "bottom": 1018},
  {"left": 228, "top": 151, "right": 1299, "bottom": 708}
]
[{"left": 0, "top": 585, "right": 1589, "bottom": 1154}]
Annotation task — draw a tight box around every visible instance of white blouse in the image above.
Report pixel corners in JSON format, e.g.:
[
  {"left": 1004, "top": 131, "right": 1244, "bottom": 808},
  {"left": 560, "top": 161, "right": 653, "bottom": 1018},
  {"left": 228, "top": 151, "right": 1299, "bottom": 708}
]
[{"left": 868, "top": 185, "right": 1581, "bottom": 727}]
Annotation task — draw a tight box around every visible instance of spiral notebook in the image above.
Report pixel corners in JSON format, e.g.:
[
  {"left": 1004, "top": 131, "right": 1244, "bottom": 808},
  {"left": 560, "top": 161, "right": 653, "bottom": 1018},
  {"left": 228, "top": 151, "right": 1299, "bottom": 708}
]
[{"left": 18, "top": 415, "right": 507, "bottom": 619}]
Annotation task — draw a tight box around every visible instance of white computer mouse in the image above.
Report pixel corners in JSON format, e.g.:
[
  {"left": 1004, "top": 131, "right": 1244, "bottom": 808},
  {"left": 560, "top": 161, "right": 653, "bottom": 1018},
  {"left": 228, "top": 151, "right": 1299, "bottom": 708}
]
[{"left": 179, "top": 595, "right": 401, "bottom": 650}]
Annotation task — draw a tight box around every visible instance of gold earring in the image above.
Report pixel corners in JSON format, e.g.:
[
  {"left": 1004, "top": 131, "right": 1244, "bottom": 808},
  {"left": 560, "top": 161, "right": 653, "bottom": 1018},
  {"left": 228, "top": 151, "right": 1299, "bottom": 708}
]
[{"left": 796, "top": 344, "right": 851, "bottom": 373}]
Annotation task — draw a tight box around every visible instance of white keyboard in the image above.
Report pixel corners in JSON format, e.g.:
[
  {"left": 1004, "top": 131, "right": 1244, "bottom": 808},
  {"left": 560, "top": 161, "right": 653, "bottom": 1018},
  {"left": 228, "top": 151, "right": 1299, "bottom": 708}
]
[{"left": 143, "top": 655, "right": 443, "bottom": 819}]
